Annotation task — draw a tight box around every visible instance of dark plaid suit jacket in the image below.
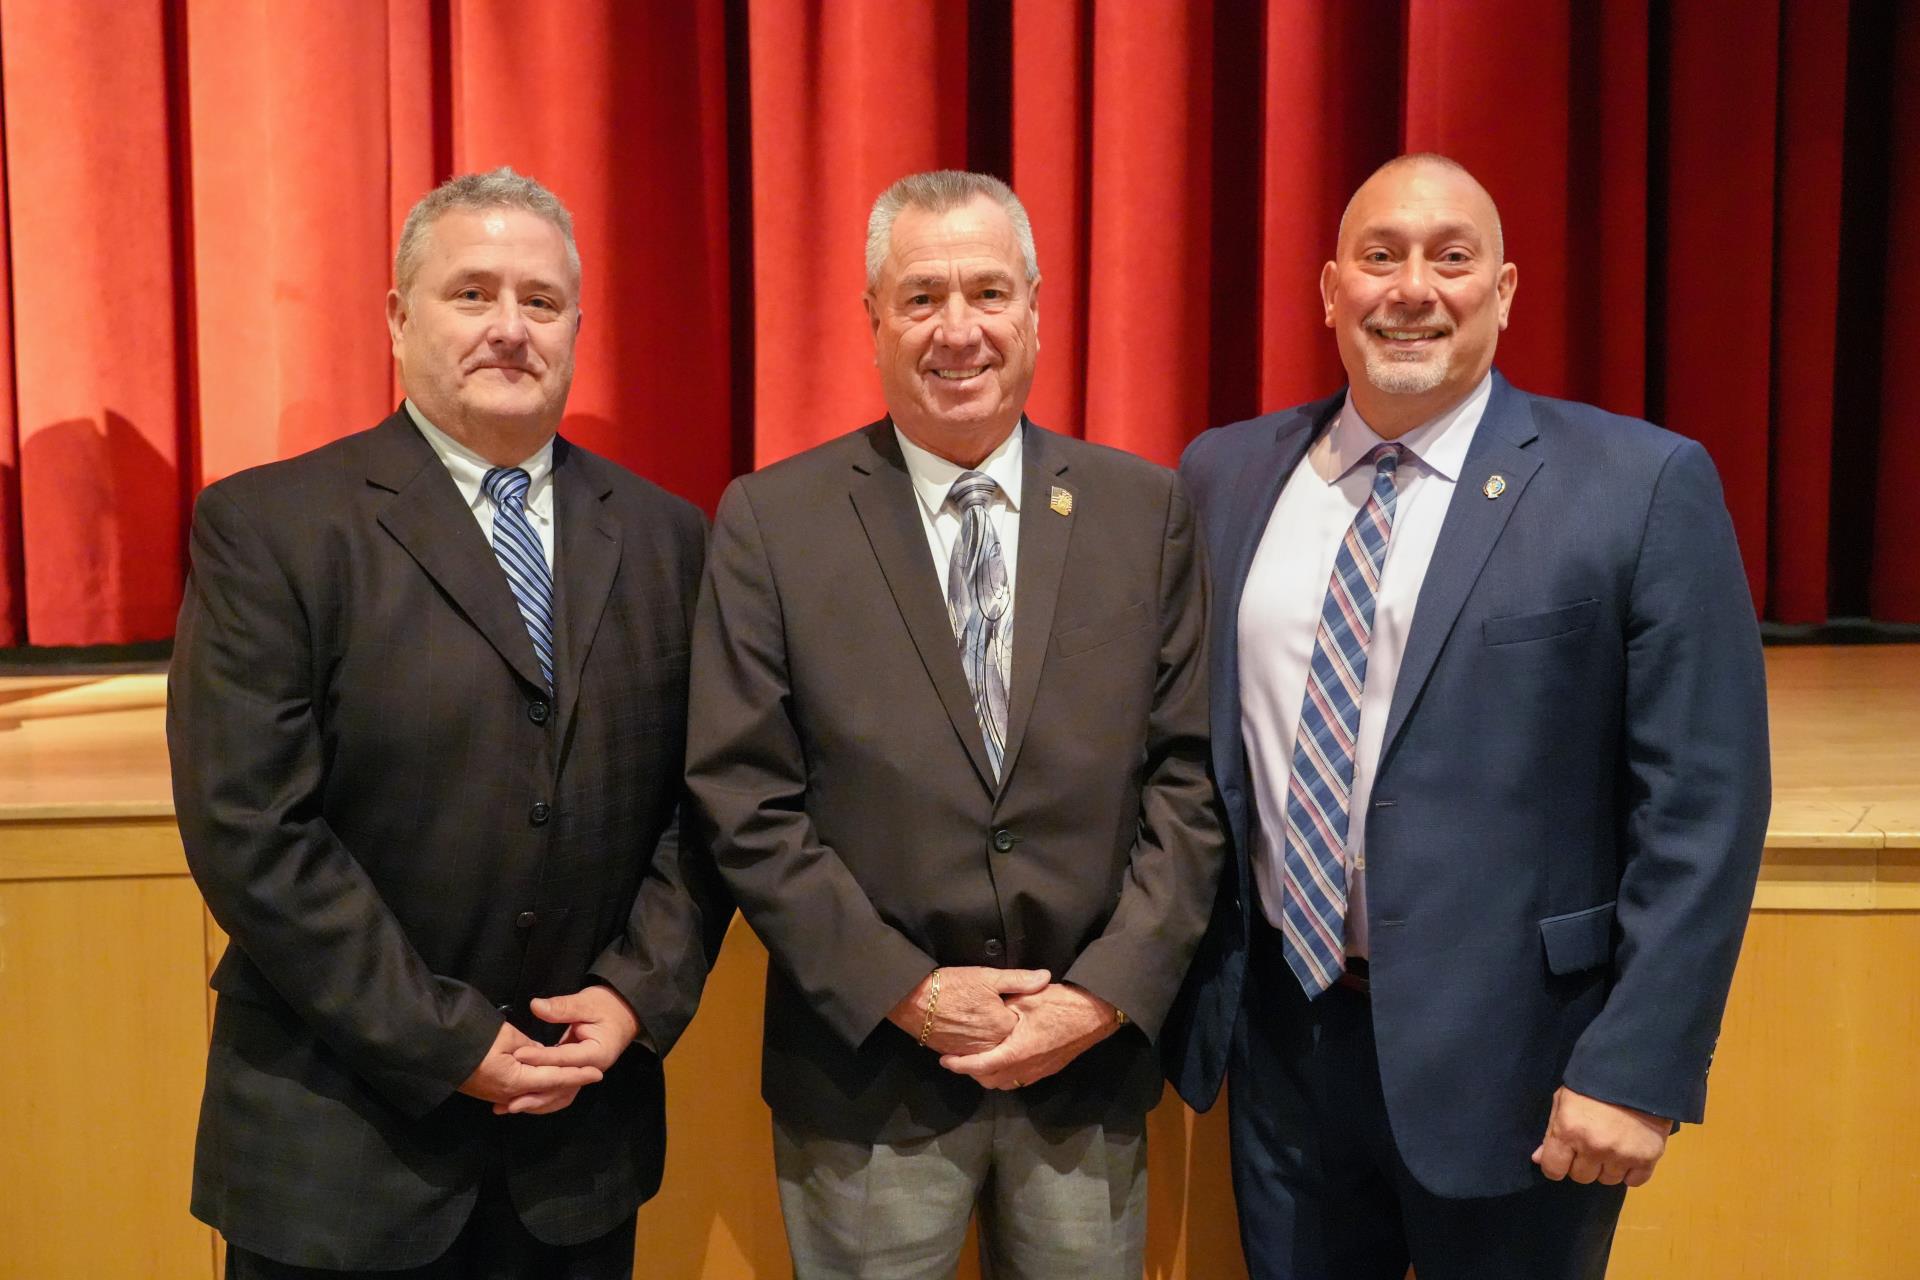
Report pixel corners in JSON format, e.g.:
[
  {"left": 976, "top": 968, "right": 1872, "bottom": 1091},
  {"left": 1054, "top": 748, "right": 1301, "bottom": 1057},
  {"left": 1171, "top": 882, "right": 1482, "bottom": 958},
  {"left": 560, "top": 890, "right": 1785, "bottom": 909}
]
[{"left": 168, "top": 411, "right": 730, "bottom": 1270}]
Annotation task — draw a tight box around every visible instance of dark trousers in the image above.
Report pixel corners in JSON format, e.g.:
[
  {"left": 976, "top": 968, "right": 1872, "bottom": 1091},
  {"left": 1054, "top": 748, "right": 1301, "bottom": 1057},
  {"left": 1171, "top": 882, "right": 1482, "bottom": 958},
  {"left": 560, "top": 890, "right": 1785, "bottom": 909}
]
[
  {"left": 225, "top": 1171, "right": 636, "bottom": 1280},
  {"left": 1228, "top": 918, "right": 1625, "bottom": 1280}
]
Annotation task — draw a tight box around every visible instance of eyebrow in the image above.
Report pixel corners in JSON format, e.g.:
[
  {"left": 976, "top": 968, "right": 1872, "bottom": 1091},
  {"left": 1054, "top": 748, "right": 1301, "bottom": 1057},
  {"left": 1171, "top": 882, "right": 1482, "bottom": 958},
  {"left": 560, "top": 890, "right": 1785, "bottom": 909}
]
[
  {"left": 448, "top": 267, "right": 570, "bottom": 296},
  {"left": 896, "top": 267, "right": 1017, "bottom": 292},
  {"left": 1355, "top": 220, "right": 1484, "bottom": 247}
]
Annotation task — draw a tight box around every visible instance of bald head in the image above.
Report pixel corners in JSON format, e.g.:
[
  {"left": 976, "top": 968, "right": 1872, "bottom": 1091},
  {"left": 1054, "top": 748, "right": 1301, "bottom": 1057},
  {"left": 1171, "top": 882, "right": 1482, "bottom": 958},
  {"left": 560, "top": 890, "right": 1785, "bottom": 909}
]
[
  {"left": 1318, "top": 152, "right": 1518, "bottom": 438},
  {"left": 1337, "top": 154, "right": 1503, "bottom": 264}
]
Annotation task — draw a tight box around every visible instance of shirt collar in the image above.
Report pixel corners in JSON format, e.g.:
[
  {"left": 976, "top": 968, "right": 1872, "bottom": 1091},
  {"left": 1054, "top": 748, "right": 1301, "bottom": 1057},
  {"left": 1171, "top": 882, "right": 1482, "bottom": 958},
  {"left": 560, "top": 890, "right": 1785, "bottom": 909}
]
[
  {"left": 404, "top": 399, "right": 556, "bottom": 520},
  {"left": 1324, "top": 371, "right": 1492, "bottom": 485},
  {"left": 894, "top": 420, "right": 1025, "bottom": 518}
]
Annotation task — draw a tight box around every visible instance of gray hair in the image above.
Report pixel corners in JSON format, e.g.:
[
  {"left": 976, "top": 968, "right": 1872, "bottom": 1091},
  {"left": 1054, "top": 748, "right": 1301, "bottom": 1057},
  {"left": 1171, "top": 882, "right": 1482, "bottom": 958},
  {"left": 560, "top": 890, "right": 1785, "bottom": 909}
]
[
  {"left": 394, "top": 167, "right": 581, "bottom": 298},
  {"left": 866, "top": 170, "right": 1039, "bottom": 289},
  {"left": 1337, "top": 152, "right": 1505, "bottom": 264}
]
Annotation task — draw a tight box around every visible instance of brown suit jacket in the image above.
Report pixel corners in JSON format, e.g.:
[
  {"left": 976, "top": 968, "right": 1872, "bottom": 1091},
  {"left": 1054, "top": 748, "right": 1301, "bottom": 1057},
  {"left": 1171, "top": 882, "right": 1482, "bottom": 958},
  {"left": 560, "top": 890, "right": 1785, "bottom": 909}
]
[
  {"left": 168, "top": 411, "right": 730, "bottom": 1269},
  {"left": 686, "top": 420, "right": 1225, "bottom": 1141}
]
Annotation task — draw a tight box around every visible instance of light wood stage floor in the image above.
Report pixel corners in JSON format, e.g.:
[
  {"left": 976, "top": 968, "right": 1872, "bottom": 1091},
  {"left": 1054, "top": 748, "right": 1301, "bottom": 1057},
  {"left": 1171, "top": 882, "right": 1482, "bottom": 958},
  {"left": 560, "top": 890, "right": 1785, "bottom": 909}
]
[{"left": 1, "top": 646, "right": 1915, "bottom": 1278}]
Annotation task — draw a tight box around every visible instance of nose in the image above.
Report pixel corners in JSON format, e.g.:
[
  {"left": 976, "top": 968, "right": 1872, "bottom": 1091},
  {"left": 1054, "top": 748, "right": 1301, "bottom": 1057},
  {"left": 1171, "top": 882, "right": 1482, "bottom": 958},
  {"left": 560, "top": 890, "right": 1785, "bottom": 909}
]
[
  {"left": 932, "top": 293, "right": 982, "bottom": 348},
  {"left": 487, "top": 294, "right": 530, "bottom": 347},
  {"left": 1389, "top": 255, "right": 1438, "bottom": 307}
]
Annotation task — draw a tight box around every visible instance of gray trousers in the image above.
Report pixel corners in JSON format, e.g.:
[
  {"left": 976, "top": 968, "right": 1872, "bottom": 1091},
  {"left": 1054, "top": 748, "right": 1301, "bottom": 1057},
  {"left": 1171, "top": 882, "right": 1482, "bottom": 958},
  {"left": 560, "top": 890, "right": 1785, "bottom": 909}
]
[{"left": 773, "top": 1093, "right": 1147, "bottom": 1279}]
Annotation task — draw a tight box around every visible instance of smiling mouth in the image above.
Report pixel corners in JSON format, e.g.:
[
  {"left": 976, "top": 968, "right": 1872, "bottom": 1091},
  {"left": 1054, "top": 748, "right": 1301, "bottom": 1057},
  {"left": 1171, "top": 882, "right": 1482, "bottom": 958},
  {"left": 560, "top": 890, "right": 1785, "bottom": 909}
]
[
  {"left": 1371, "top": 327, "right": 1448, "bottom": 342},
  {"left": 928, "top": 367, "right": 989, "bottom": 382}
]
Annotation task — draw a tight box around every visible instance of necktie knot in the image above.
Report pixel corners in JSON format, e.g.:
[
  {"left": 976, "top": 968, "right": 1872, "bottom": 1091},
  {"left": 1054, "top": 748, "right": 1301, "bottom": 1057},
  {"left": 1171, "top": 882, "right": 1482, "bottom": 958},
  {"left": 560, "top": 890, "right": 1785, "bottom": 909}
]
[
  {"left": 948, "top": 471, "right": 998, "bottom": 514},
  {"left": 483, "top": 466, "right": 532, "bottom": 510},
  {"left": 1366, "top": 442, "right": 1404, "bottom": 476}
]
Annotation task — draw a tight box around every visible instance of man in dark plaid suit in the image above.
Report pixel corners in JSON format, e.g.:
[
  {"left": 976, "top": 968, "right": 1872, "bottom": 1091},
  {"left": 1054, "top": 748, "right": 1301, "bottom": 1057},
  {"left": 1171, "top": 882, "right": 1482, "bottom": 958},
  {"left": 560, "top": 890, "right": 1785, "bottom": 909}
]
[{"left": 168, "top": 168, "right": 729, "bottom": 1278}]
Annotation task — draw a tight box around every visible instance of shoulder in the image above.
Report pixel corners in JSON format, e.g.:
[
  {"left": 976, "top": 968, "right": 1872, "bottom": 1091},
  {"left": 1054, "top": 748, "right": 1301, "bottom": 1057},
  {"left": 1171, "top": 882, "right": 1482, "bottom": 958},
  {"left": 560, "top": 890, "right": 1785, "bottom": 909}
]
[
  {"left": 193, "top": 416, "right": 397, "bottom": 529},
  {"left": 560, "top": 439, "right": 707, "bottom": 545},
  {"left": 1033, "top": 424, "right": 1173, "bottom": 495},
  {"left": 1510, "top": 384, "right": 1711, "bottom": 488},
  {"left": 716, "top": 421, "right": 889, "bottom": 523}
]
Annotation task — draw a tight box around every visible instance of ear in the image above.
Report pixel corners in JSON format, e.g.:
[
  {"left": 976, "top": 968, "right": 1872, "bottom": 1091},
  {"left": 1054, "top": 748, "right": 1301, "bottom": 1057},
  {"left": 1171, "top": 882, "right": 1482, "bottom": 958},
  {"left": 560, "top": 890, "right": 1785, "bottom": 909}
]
[
  {"left": 385, "top": 288, "right": 407, "bottom": 357},
  {"left": 1028, "top": 276, "right": 1041, "bottom": 350},
  {"left": 1495, "top": 261, "right": 1518, "bottom": 330},
  {"left": 863, "top": 291, "right": 882, "bottom": 363},
  {"left": 1318, "top": 261, "right": 1339, "bottom": 328}
]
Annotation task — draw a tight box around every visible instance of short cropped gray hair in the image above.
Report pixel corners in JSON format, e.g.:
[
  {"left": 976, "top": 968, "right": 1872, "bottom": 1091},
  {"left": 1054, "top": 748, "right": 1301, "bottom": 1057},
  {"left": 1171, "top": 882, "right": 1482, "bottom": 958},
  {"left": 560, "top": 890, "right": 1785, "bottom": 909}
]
[
  {"left": 394, "top": 167, "right": 581, "bottom": 298},
  {"left": 866, "top": 170, "right": 1039, "bottom": 289}
]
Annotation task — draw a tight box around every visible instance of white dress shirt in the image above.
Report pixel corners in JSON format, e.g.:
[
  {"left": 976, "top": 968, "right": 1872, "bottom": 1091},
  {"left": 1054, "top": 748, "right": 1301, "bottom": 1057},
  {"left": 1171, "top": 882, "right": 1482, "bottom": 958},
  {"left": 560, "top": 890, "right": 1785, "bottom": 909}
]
[
  {"left": 894, "top": 421, "right": 1022, "bottom": 694},
  {"left": 405, "top": 399, "right": 557, "bottom": 570},
  {"left": 1238, "top": 373, "right": 1491, "bottom": 959}
]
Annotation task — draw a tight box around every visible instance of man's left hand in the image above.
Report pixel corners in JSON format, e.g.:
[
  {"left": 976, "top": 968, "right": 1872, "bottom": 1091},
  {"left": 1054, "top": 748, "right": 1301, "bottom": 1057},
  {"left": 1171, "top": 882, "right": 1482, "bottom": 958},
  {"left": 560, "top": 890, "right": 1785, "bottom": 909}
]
[
  {"left": 1532, "top": 1086, "right": 1670, "bottom": 1187},
  {"left": 937, "top": 984, "right": 1121, "bottom": 1090},
  {"left": 501, "top": 985, "right": 645, "bottom": 1116}
]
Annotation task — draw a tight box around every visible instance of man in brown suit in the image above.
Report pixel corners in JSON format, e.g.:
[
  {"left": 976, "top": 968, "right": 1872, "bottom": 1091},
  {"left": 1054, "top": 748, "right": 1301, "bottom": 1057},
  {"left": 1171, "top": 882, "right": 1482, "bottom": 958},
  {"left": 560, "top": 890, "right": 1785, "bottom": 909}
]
[
  {"left": 169, "top": 168, "right": 729, "bottom": 1278},
  {"left": 686, "top": 169, "right": 1225, "bottom": 1278}
]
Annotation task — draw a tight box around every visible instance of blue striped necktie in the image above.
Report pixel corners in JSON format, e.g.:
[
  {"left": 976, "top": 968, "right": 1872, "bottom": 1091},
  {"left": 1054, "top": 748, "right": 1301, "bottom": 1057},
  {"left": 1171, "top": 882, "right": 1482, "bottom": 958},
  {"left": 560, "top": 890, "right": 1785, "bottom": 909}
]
[
  {"left": 481, "top": 466, "right": 554, "bottom": 692},
  {"left": 946, "top": 471, "right": 1011, "bottom": 778},
  {"left": 1280, "top": 442, "right": 1405, "bottom": 997}
]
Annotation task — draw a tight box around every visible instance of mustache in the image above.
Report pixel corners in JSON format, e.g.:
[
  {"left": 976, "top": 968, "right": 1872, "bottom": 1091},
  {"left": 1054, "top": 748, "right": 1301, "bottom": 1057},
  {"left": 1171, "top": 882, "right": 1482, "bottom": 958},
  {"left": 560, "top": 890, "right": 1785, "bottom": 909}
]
[{"left": 1363, "top": 310, "right": 1452, "bottom": 334}]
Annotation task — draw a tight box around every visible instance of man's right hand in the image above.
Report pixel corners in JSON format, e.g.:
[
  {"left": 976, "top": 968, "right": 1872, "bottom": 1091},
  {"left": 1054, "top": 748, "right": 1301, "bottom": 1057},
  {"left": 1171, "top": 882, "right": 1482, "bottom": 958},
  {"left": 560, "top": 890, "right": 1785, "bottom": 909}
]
[
  {"left": 885, "top": 966, "right": 1051, "bottom": 1056},
  {"left": 456, "top": 1021, "right": 605, "bottom": 1116}
]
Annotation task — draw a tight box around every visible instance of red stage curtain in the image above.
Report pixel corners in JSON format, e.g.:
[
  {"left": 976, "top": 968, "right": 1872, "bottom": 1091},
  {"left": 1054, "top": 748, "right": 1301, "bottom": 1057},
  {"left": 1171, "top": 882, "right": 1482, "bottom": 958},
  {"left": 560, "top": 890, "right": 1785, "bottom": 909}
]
[{"left": 0, "top": 0, "right": 1911, "bottom": 645}]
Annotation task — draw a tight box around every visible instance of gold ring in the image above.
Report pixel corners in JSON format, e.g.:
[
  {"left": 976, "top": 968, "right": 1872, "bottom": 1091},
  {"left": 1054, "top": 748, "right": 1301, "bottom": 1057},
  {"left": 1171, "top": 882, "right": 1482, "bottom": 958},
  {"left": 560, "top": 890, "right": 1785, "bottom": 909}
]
[{"left": 1012, "top": 1078, "right": 1024, "bottom": 1088}]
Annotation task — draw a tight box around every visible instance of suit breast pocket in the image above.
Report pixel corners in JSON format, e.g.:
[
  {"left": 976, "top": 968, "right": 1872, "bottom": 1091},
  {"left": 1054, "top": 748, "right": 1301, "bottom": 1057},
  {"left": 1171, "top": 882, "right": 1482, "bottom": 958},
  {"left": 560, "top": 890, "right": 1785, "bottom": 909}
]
[
  {"left": 1053, "top": 601, "right": 1152, "bottom": 658},
  {"left": 1483, "top": 598, "right": 1601, "bottom": 647}
]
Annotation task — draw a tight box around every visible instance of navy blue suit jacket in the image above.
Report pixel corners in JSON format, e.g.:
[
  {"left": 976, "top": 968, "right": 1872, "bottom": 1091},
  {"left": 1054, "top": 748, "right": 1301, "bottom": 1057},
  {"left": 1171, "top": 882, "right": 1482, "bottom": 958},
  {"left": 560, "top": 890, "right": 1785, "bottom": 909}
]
[{"left": 1160, "top": 372, "right": 1771, "bottom": 1198}]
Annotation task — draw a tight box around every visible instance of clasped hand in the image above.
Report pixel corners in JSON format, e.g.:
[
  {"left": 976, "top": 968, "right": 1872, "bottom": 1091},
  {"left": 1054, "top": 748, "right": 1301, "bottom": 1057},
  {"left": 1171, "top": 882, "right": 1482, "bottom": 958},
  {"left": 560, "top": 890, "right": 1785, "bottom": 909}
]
[
  {"left": 456, "top": 985, "right": 643, "bottom": 1117},
  {"left": 885, "top": 967, "right": 1123, "bottom": 1091}
]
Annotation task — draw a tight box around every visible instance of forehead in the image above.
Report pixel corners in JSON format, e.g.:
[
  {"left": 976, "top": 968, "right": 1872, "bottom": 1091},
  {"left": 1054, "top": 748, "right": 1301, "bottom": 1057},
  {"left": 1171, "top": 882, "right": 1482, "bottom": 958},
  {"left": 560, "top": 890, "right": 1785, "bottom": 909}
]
[
  {"left": 421, "top": 207, "right": 572, "bottom": 277},
  {"left": 882, "top": 197, "right": 1022, "bottom": 279},
  {"left": 1339, "top": 165, "right": 1497, "bottom": 252}
]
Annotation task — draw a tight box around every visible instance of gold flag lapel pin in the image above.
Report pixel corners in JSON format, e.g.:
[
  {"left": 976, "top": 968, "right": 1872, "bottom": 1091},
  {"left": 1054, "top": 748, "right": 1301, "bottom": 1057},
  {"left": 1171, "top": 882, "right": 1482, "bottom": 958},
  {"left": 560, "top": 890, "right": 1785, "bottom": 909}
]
[{"left": 1050, "top": 486, "right": 1073, "bottom": 516}]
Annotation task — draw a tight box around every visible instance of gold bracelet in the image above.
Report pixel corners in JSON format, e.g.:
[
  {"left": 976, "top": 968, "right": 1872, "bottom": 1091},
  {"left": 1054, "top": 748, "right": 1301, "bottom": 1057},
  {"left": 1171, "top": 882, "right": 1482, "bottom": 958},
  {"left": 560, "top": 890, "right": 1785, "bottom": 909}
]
[{"left": 917, "top": 968, "right": 942, "bottom": 1047}]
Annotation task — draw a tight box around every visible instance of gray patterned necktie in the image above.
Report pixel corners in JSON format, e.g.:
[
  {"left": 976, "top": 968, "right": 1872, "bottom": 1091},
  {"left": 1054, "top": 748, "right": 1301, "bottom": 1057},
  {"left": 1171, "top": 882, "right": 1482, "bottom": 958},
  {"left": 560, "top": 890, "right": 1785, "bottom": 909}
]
[{"left": 946, "top": 471, "right": 1011, "bottom": 778}]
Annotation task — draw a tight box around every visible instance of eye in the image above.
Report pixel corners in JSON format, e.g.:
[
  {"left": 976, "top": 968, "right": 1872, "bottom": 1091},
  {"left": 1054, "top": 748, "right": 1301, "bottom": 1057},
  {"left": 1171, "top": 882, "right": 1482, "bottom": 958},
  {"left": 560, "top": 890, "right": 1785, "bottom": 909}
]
[
  {"left": 456, "top": 287, "right": 486, "bottom": 302},
  {"left": 1363, "top": 249, "right": 1392, "bottom": 265},
  {"left": 1441, "top": 249, "right": 1472, "bottom": 264},
  {"left": 908, "top": 293, "right": 933, "bottom": 307}
]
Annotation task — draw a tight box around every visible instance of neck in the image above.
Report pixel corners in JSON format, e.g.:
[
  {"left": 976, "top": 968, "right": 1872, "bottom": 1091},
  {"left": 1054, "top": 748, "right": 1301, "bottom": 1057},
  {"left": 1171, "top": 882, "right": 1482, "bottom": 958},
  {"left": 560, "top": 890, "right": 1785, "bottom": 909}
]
[
  {"left": 413, "top": 401, "right": 555, "bottom": 468},
  {"left": 894, "top": 415, "right": 1020, "bottom": 470},
  {"left": 1346, "top": 381, "right": 1477, "bottom": 440}
]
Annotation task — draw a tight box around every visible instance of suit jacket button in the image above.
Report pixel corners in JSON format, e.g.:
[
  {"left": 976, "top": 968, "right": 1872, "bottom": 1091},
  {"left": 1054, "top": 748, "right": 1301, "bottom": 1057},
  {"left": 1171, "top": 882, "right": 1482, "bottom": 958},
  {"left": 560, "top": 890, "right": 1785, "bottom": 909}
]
[
  {"left": 516, "top": 911, "right": 537, "bottom": 929},
  {"left": 528, "top": 700, "right": 550, "bottom": 725},
  {"left": 984, "top": 938, "right": 1003, "bottom": 958},
  {"left": 991, "top": 828, "right": 1015, "bottom": 852},
  {"left": 529, "top": 801, "right": 551, "bottom": 826}
]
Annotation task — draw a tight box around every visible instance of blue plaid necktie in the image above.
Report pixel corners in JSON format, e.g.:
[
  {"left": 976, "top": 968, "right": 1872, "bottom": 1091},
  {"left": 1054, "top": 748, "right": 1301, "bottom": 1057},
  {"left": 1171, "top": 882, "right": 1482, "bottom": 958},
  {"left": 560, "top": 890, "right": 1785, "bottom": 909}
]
[
  {"left": 481, "top": 466, "right": 554, "bottom": 692},
  {"left": 1280, "top": 442, "right": 1405, "bottom": 996},
  {"left": 946, "top": 471, "right": 1011, "bottom": 778}
]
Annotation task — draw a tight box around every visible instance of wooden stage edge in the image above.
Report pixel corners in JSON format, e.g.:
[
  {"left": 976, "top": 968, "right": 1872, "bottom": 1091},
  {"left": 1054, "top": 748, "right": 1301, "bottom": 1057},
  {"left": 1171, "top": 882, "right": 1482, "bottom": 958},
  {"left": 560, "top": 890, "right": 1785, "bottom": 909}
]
[
  {"left": 5, "top": 646, "right": 1918, "bottom": 910},
  {"left": 4, "top": 648, "right": 1918, "bottom": 1280}
]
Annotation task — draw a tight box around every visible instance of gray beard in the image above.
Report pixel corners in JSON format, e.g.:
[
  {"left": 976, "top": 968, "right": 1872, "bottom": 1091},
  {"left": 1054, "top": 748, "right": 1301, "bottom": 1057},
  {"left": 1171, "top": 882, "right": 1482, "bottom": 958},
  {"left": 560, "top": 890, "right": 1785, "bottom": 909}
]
[{"left": 1363, "top": 349, "right": 1449, "bottom": 396}]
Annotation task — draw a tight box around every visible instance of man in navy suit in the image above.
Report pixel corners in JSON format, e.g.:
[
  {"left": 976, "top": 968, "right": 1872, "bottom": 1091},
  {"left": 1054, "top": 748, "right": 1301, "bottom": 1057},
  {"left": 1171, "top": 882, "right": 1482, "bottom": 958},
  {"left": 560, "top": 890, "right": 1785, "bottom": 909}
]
[{"left": 1161, "top": 154, "right": 1770, "bottom": 1279}]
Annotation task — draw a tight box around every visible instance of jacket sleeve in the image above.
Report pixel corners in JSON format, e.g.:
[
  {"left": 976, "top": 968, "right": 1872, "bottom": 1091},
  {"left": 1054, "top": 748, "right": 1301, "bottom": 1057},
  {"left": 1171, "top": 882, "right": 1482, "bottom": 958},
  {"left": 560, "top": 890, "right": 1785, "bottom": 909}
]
[
  {"left": 684, "top": 480, "right": 936, "bottom": 1048},
  {"left": 1559, "top": 439, "right": 1772, "bottom": 1123},
  {"left": 168, "top": 483, "right": 501, "bottom": 1117},
  {"left": 1060, "top": 472, "right": 1230, "bottom": 1040}
]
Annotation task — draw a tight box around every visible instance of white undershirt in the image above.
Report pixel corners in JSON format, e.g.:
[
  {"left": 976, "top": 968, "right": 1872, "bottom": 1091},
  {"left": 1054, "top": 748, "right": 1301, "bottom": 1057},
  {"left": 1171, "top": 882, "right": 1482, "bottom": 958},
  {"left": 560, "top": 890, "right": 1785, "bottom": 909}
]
[
  {"left": 1237, "top": 374, "right": 1490, "bottom": 958},
  {"left": 405, "top": 399, "right": 557, "bottom": 570},
  {"left": 894, "top": 421, "right": 1022, "bottom": 693}
]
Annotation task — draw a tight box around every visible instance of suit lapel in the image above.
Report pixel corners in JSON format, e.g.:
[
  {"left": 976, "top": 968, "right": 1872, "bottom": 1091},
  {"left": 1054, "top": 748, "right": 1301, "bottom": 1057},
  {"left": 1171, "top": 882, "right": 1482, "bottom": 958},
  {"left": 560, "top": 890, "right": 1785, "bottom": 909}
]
[
  {"left": 1380, "top": 372, "right": 1542, "bottom": 761},
  {"left": 847, "top": 423, "right": 998, "bottom": 792},
  {"left": 550, "top": 438, "right": 622, "bottom": 747},
  {"left": 370, "top": 414, "right": 549, "bottom": 693},
  {"left": 996, "top": 422, "right": 1070, "bottom": 787}
]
